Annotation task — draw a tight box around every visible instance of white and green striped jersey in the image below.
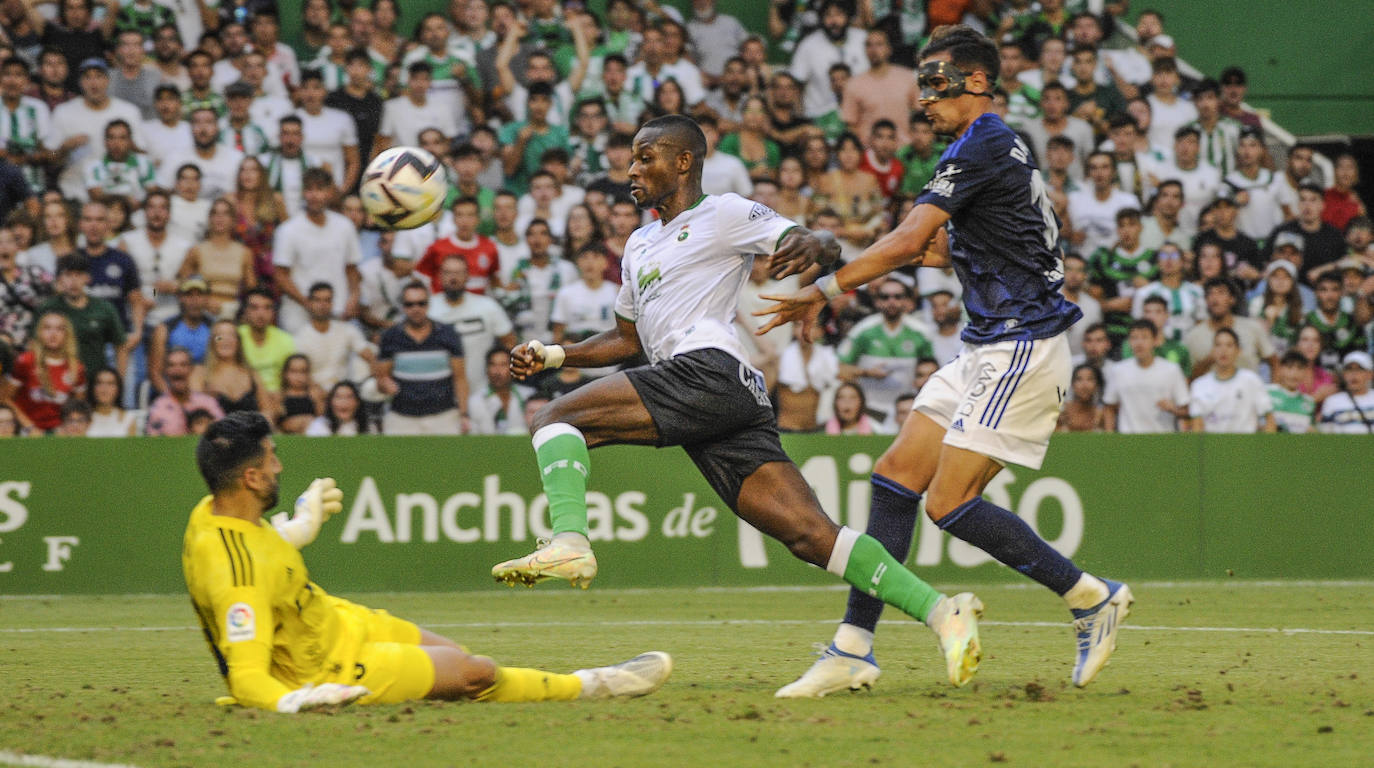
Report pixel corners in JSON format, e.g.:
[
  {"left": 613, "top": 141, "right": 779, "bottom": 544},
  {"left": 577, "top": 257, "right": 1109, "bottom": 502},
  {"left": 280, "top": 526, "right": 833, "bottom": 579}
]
[
  {"left": 259, "top": 150, "right": 328, "bottom": 215},
  {"left": 1193, "top": 117, "right": 1241, "bottom": 177},
  {"left": 0, "top": 96, "right": 53, "bottom": 193},
  {"left": 400, "top": 43, "right": 478, "bottom": 92},
  {"left": 838, "top": 313, "right": 936, "bottom": 416},
  {"left": 219, "top": 117, "right": 273, "bottom": 156},
  {"left": 83, "top": 152, "right": 157, "bottom": 201},
  {"left": 1266, "top": 384, "right": 1315, "bottom": 433}
]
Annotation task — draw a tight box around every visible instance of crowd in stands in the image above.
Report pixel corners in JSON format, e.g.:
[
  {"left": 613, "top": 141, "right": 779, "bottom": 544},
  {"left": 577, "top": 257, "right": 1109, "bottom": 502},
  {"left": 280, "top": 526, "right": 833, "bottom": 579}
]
[{"left": 0, "top": 0, "right": 1371, "bottom": 439}]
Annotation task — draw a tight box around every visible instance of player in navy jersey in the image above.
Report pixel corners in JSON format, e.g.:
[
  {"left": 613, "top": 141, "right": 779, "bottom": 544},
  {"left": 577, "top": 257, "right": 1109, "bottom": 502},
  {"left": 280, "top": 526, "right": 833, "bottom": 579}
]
[{"left": 759, "top": 25, "right": 1132, "bottom": 698}]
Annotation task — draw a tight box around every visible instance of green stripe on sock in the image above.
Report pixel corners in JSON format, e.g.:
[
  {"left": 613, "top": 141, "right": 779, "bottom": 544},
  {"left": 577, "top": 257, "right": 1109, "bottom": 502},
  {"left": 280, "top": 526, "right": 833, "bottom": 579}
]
[
  {"left": 535, "top": 432, "right": 591, "bottom": 537},
  {"left": 842, "top": 533, "right": 942, "bottom": 623}
]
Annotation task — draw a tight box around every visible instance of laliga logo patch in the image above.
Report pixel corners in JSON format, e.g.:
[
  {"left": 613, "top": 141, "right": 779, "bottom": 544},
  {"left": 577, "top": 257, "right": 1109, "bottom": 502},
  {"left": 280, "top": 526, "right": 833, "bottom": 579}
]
[
  {"left": 226, "top": 602, "right": 256, "bottom": 642},
  {"left": 748, "top": 202, "right": 776, "bottom": 221}
]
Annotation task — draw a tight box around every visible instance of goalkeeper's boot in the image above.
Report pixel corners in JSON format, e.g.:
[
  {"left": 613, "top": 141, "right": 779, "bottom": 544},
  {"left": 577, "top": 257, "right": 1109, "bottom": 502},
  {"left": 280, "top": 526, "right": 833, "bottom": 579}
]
[
  {"left": 774, "top": 643, "right": 880, "bottom": 698},
  {"left": 492, "top": 537, "right": 598, "bottom": 588},
  {"left": 1071, "top": 579, "right": 1133, "bottom": 687},
  {"left": 928, "top": 592, "right": 984, "bottom": 687},
  {"left": 575, "top": 652, "right": 673, "bottom": 699}
]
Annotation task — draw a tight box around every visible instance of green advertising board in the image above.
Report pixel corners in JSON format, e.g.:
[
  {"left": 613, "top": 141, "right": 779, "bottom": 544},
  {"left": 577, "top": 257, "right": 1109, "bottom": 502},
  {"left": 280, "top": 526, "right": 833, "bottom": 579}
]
[{"left": 0, "top": 435, "right": 1369, "bottom": 595}]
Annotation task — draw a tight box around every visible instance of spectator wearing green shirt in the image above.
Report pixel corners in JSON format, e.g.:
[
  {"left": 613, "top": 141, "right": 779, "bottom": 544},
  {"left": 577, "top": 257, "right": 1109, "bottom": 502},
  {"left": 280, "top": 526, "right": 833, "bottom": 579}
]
[
  {"left": 1304, "top": 273, "right": 1365, "bottom": 359},
  {"left": 499, "top": 83, "right": 569, "bottom": 196},
  {"left": 1268, "top": 351, "right": 1317, "bottom": 433},
  {"left": 837, "top": 278, "right": 935, "bottom": 421},
  {"left": 716, "top": 95, "right": 781, "bottom": 180},
  {"left": 237, "top": 288, "right": 295, "bottom": 393},
  {"left": 896, "top": 112, "right": 944, "bottom": 198},
  {"left": 36, "top": 254, "right": 125, "bottom": 380}
]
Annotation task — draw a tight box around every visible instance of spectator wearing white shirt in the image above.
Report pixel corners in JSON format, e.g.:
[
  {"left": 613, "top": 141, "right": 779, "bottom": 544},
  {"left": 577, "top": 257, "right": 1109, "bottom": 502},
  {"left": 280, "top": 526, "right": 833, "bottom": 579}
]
[
  {"left": 121, "top": 190, "right": 193, "bottom": 325},
  {"left": 685, "top": 0, "right": 749, "bottom": 84},
  {"left": 1069, "top": 152, "right": 1141, "bottom": 258},
  {"left": 427, "top": 254, "right": 518, "bottom": 395},
  {"left": 1060, "top": 252, "right": 1103, "bottom": 358},
  {"left": 218, "top": 81, "right": 273, "bottom": 156},
  {"left": 1226, "top": 126, "right": 1284, "bottom": 241},
  {"left": 292, "top": 282, "right": 377, "bottom": 390},
  {"left": 292, "top": 70, "right": 360, "bottom": 191},
  {"left": 1188, "top": 327, "right": 1276, "bottom": 433},
  {"left": 273, "top": 169, "right": 362, "bottom": 332},
  {"left": 698, "top": 115, "right": 751, "bottom": 198},
  {"left": 1021, "top": 82, "right": 1095, "bottom": 181},
  {"left": 498, "top": 22, "right": 588, "bottom": 128},
  {"left": 788, "top": 0, "right": 867, "bottom": 118},
  {"left": 1318, "top": 351, "right": 1374, "bottom": 434},
  {"left": 1104, "top": 320, "right": 1190, "bottom": 433},
  {"left": 51, "top": 59, "right": 145, "bottom": 201},
  {"left": 358, "top": 233, "right": 419, "bottom": 333},
  {"left": 140, "top": 84, "right": 194, "bottom": 171},
  {"left": 148, "top": 22, "right": 190, "bottom": 89},
  {"left": 550, "top": 244, "right": 619, "bottom": 378},
  {"left": 467, "top": 347, "right": 530, "bottom": 436},
  {"left": 157, "top": 108, "right": 244, "bottom": 201},
  {"left": 0, "top": 57, "right": 53, "bottom": 198},
  {"left": 1138, "top": 180, "right": 1195, "bottom": 253},
  {"left": 164, "top": 163, "right": 212, "bottom": 245},
  {"left": 625, "top": 23, "right": 704, "bottom": 114},
  {"left": 250, "top": 10, "right": 301, "bottom": 93},
  {"left": 1149, "top": 126, "right": 1221, "bottom": 232},
  {"left": 376, "top": 62, "right": 460, "bottom": 154},
  {"left": 1144, "top": 58, "right": 1197, "bottom": 154},
  {"left": 259, "top": 115, "right": 327, "bottom": 216}
]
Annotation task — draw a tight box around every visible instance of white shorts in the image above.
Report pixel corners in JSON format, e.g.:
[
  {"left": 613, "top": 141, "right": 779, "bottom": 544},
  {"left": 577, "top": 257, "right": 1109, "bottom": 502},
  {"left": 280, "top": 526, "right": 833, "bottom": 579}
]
[{"left": 912, "top": 333, "right": 1070, "bottom": 469}]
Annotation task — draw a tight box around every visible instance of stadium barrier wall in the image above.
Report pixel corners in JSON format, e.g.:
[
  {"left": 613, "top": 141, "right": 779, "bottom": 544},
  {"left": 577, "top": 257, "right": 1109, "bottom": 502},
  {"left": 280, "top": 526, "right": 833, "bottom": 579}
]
[{"left": 0, "top": 435, "right": 1368, "bottom": 595}]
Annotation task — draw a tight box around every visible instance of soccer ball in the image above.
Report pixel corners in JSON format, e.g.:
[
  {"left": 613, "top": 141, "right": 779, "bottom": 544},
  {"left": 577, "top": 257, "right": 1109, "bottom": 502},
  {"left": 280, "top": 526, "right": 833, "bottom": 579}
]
[{"left": 360, "top": 146, "right": 448, "bottom": 230}]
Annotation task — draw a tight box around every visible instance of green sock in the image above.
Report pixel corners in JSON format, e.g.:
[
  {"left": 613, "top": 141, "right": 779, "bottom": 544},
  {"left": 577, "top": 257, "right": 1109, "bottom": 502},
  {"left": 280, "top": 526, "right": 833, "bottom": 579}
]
[
  {"left": 832, "top": 528, "right": 943, "bottom": 623},
  {"left": 532, "top": 424, "right": 591, "bottom": 537}
]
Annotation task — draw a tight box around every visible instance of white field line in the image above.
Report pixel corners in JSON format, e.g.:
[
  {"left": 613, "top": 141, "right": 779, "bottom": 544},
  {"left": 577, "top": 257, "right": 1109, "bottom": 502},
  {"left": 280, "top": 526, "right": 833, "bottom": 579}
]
[
  {"left": 0, "top": 751, "right": 140, "bottom": 768},
  {"left": 3, "top": 579, "right": 1373, "bottom": 602},
  {"left": 1, "top": 618, "right": 1370, "bottom": 637}
]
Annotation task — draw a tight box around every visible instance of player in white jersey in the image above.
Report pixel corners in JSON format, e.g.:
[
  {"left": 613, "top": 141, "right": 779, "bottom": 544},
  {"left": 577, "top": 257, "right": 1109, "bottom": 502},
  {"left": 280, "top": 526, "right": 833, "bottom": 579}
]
[{"left": 491, "top": 115, "right": 986, "bottom": 690}]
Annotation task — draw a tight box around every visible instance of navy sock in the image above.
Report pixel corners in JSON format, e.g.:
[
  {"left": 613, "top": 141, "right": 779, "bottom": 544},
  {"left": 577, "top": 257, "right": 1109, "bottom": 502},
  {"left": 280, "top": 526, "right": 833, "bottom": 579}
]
[
  {"left": 841, "top": 474, "right": 922, "bottom": 633},
  {"left": 938, "top": 496, "right": 1082, "bottom": 595}
]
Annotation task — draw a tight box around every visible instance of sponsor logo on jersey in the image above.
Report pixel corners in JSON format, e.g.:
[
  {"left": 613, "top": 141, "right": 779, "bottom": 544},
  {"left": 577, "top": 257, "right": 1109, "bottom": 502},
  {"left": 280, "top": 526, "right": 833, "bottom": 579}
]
[
  {"left": 950, "top": 418, "right": 965, "bottom": 432},
  {"left": 925, "top": 165, "right": 961, "bottom": 197},
  {"left": 636, "top": 265, "right": 661, "bottom": 294},
  {"left": 226, "top": 602, "right": 255, "bottom": 642}
]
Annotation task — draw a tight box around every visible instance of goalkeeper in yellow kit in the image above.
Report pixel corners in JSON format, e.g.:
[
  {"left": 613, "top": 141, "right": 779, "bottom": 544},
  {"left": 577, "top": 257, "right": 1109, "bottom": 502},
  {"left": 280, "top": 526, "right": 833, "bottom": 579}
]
[{"left": 183, "top": 411, "right": 673, "bottom": 713}]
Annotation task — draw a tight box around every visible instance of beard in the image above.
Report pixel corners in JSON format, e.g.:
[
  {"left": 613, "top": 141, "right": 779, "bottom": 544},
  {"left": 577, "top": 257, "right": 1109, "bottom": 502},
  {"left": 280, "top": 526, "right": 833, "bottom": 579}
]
[
  {"left": 824, "top": 23, "right": 847, "bottom": 42},
  {"left": 258, "top": 482, "right": 279, "bottom": 513},
  {"left": 444, "top": 288, "right": 464, "bottom": 301}
]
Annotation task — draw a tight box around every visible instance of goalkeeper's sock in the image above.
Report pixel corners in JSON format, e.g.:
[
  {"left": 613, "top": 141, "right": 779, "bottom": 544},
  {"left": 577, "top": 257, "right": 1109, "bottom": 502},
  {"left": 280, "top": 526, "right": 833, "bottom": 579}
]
[
  {"left": 839, "top": 474, "right": 922, "bottom": 642},
  {"left": 937, "top": 496, "right": 1083, "bottom": 596},
  {"left": 532, "top": 423, "right": 591, "bottom": 538},
  {"left": 827, "top": 527, "right": 943, "bottom": 624},
  {"left": 474, "top": 666, "right": 582, "bottom": 702}
]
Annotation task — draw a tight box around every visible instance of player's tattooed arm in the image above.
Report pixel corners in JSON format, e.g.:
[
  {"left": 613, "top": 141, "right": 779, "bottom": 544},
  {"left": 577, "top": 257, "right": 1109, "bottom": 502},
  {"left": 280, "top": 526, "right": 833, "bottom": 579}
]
[
  {"left": 768, "top": 226, "right": 842, "bottom": 279},
  {"left": 510, "top": 315, "right": 643, "bottom": 380}
]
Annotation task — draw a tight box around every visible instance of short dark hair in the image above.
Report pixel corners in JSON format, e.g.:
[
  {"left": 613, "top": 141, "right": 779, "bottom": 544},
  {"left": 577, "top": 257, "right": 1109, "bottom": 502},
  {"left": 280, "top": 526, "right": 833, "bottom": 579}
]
[
  {"left": 299, "top": 68, "right": 324, "bottom": 86},
  {"left": 302, "top": 167, "right": 334, "bottom": 189},
  {"left": 1279, "top": 350, "right": 1308, "bottom": 367},
  {"left": 1203, "top": 276, "right": 1238, "bottom": 300},
  {"left": 451, "top": 195, "right": 480, "bottom": 211},
  {"left": 1298, "top": 183, "right": 1324, "bottom": 198},
  {"left": 307, "top": 281, "right": 333, "bottom": 297},
  {"left": 1314, "top": 272, "right": 1342, "bottom": 289},
  {"left": 1142, "top": 294, "right": 1169, "bottom": 310},
  {"left": 639, "top": 114, "right": 707, "bottom": 176},
  {"left": 871, "top": 118, "right": 897, "bottom": 135},
  {"left": 1213, "top": 326, "right": 1240, "bottom": 346},
  {"left": 527, "top": 81, "right": 555, "bottom": 99},
  {"left": 1041, "top": 80, "right": 1070, "bottom": 99},
  {"left": 153, "top": 83, "right": 180, "bottom": 99},
  {"left": 407, "top": 60, "right": 433, "bottom": 77},
  {"left": 919, "top": 24, "right": 999, "bottom": 83},
  {"left": 1047, "top": 135, "right": 1076, "bottom": 151},
  {"left": 57, "top": 253, "right": 91, "bottom": 274},
  {"left": 196, "top": 411, "right": 272, "bottom": 493},
  {"left": 1192, "top": 78, "right": 1219, "bottom": 98},
  {"left": 1128, "top": 318, "right": 1157, "bottom": 336},
  {"left": 1107, "top": 114, "right": 1138, "bottom": 132},
  {"left": 279, "top": 114, "right": 303, "bottom": 129},
  {"left": 1152, "top": 57, "right": 1179, "bottom": 75},
  {"left": 1115, "top": 207, "right": 1142, "bottom": 224},
  {"left": 344, "top": 46, "right": 372, "bottom": 66}
]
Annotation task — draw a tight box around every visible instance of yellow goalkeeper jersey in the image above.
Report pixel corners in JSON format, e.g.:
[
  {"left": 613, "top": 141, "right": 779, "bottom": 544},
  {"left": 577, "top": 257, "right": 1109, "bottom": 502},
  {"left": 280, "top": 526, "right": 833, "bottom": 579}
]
[{"left": 182, "top": 495, "right": 347, "bottom": 710}]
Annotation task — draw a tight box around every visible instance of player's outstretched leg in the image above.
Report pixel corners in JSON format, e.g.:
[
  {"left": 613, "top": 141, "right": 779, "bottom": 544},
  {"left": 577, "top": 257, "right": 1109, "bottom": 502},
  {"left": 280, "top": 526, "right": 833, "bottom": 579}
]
[
  {"left": 926, "top": 444, "right": 1131, "bottom": 686},
  {"left": 492, "top": 374, "right": 659, "bottom": 589},
  {"left": 775, "top": 474, "right": 922, "bottom": 698},
  {"left": 425, "top": 646, "right": 673, "bottom": 702},
  {"left": 737, "top": 462, "right": 983, "bottom": 689}
]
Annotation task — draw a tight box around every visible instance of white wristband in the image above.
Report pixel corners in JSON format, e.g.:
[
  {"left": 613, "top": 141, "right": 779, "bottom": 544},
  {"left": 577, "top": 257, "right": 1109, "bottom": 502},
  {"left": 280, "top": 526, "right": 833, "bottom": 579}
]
[
  {"left": 816, "top": 273, "right": 844, "bottom": 299},
  {"left": 527, "top": 340, "right": 565, "bottom": 369}
]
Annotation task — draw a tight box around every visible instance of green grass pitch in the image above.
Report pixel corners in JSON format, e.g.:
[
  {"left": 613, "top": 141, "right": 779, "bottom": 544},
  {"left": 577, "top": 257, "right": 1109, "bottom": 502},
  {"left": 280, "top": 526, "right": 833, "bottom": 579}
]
[{"left": 1, "top": 582, "right": 1370, "bottom": 767}]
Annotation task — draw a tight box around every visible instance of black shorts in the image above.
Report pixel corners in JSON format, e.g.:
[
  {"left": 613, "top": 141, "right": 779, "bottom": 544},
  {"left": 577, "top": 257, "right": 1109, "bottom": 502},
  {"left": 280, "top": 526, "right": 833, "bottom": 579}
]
[{"left": 624, "top": 348, "right": 790, "bottom": 509}]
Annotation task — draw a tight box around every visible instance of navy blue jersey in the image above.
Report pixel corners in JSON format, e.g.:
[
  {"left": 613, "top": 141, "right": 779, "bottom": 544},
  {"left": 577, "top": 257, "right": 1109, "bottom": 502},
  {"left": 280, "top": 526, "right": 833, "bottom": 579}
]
[{"left": 915, "top": 113, "right": 1082, "bottom": 344}]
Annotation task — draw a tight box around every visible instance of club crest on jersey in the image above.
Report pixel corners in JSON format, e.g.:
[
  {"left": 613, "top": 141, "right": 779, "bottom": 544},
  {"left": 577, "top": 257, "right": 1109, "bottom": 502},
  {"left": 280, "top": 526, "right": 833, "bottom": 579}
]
[
  {"left": 749, "top": 202, "right": 777, "bottom": 221},
  {"left": 676, "top": 225, "right": 691, "bottom": 242},
  {"left": 226, "top": 602, "right": 255, "bottom": 642},
  {"left": 925, "top": 165, "right": 962, "bottom": 198}
]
